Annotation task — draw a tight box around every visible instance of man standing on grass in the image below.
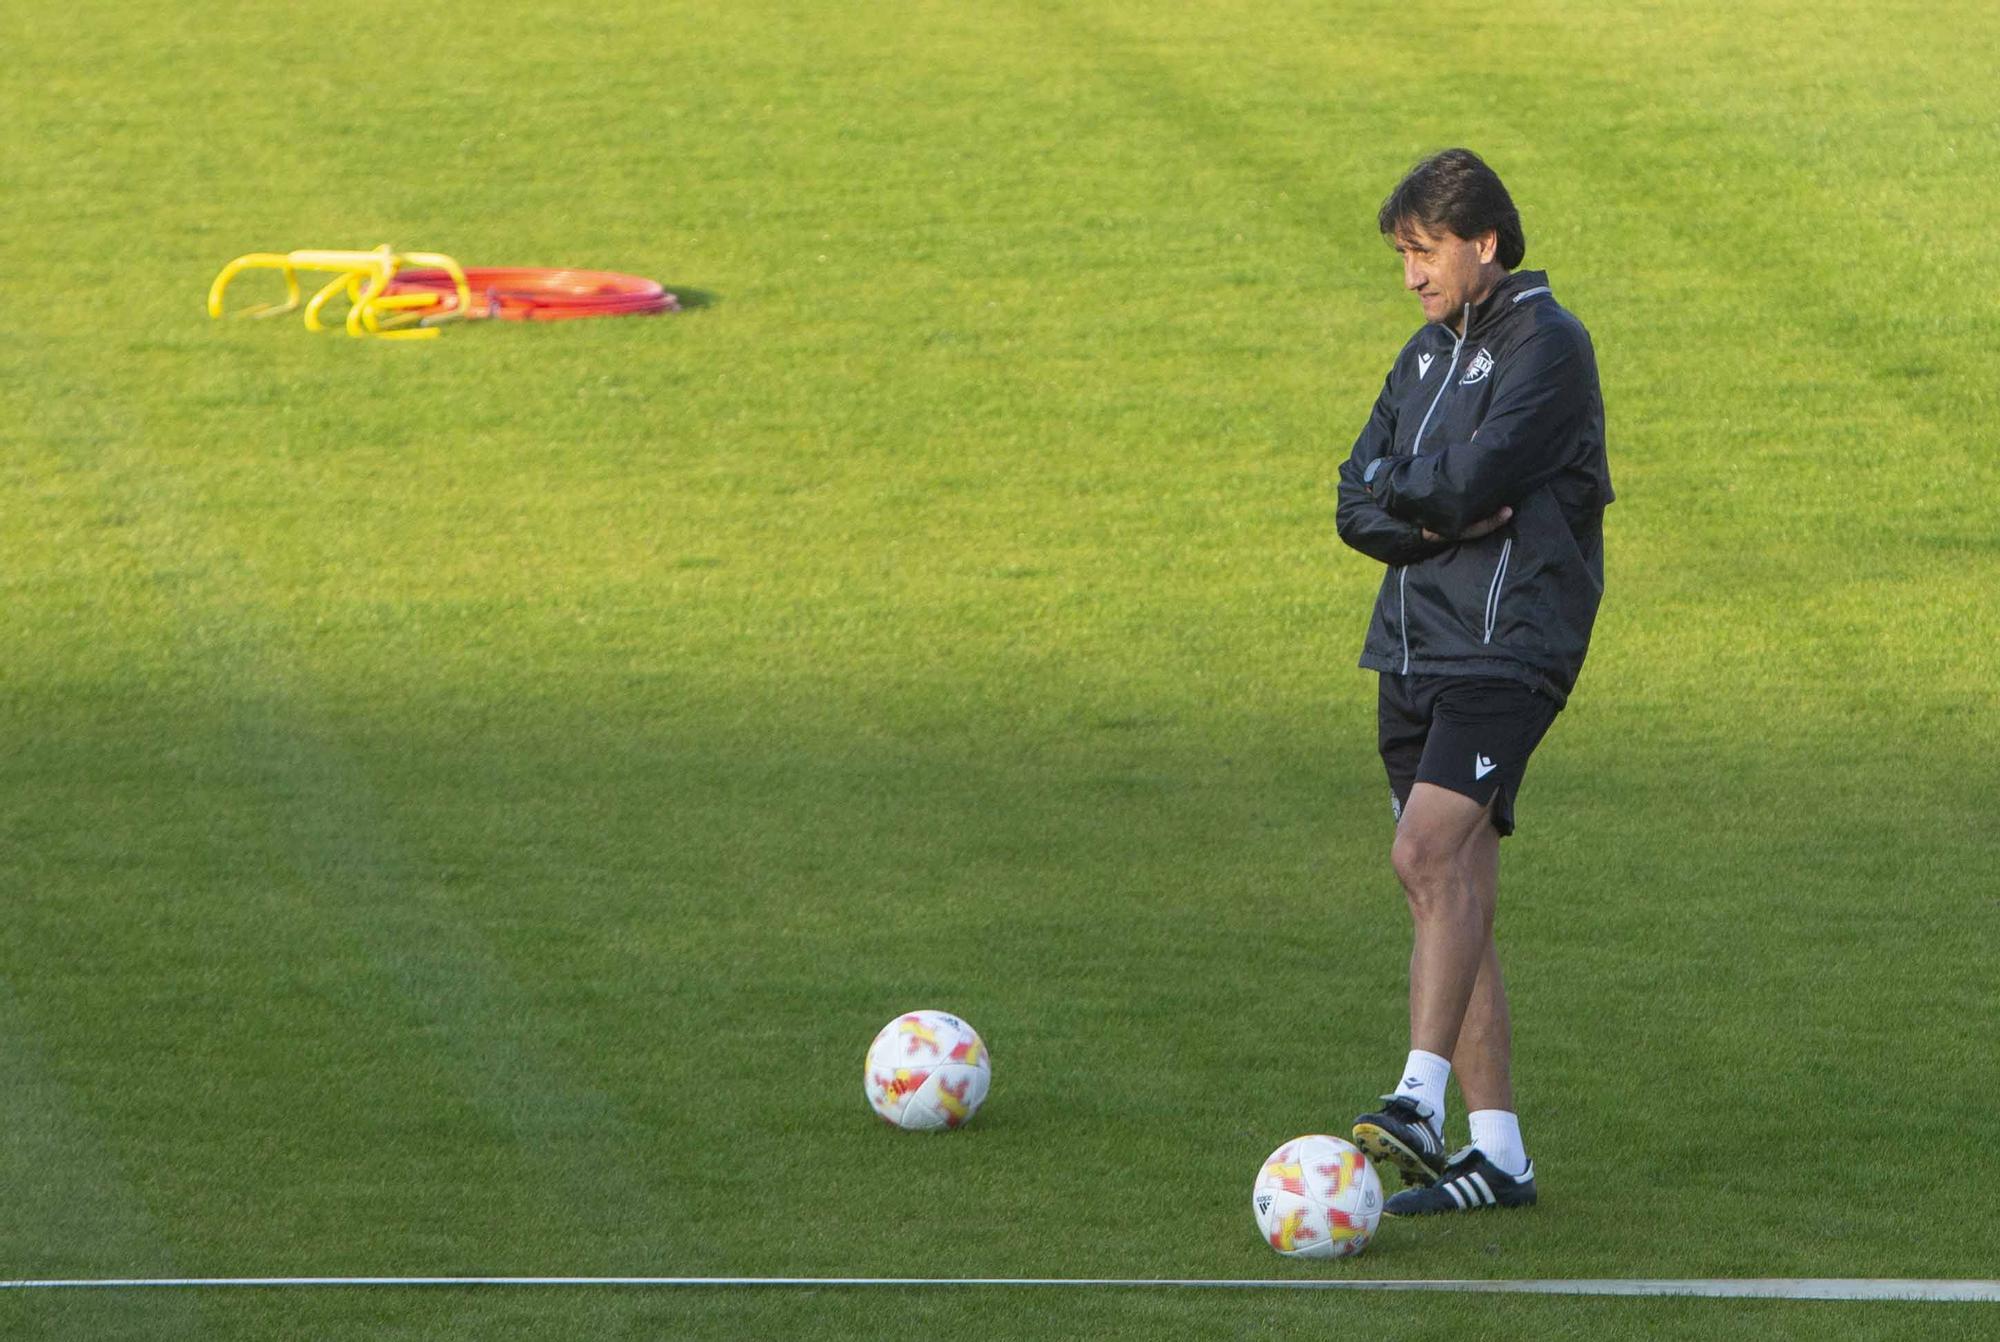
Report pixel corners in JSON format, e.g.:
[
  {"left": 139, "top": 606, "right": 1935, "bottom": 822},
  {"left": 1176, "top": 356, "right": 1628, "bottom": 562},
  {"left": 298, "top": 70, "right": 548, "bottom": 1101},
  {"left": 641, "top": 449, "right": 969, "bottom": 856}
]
[{"left": 1335, "top": 148, "right": 1611, "bottom": 1215}]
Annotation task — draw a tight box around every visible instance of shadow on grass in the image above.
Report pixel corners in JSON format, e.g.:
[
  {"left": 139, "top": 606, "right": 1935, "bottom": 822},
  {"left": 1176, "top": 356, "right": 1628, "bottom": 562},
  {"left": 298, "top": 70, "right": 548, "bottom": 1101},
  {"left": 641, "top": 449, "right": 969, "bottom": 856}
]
[
  {"left": 5, "top": 681, "right": 1997, "bottom": 1289},
  {"left": 665, "top": 286, "right": 720, "bottom": 310}
]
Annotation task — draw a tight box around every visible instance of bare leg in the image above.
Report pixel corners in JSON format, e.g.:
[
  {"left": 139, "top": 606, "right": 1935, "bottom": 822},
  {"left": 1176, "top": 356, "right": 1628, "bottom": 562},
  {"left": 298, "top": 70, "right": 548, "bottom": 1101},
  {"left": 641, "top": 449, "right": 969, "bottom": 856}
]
[
  {"left": 1454, "top": 946, "right": 1514, "bottom": 1114},
  {"left": 1450, "top": 819, "right": 1512, "bottom": 1112},
  {"left": 1394, "top": 783, "right": 1498, "bottom": 1061},
  {"left": 1381, "top": 787, "right": 1536, "bottom": 1203}
]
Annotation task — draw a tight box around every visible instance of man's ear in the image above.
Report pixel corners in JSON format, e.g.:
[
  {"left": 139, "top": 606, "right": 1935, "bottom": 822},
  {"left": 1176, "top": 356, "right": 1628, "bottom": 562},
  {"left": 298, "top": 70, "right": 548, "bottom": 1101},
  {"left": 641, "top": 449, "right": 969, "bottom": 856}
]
[{"left": 1476, "top": 230, "right": 1499, "bottom": 265}]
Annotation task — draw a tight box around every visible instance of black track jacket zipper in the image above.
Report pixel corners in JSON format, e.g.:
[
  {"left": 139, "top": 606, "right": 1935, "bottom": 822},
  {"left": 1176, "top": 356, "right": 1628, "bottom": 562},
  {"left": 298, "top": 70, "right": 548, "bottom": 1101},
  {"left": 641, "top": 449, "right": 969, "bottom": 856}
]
[{"left": 1395, "top": 307, "right": 1468, "bottom": 673}]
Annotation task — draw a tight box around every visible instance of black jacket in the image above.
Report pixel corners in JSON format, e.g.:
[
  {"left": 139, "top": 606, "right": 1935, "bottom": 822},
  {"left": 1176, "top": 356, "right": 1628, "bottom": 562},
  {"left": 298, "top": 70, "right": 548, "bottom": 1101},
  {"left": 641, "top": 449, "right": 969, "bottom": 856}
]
[{"left": 1335, "top": 269, "right": 1612, "bottom": 705}]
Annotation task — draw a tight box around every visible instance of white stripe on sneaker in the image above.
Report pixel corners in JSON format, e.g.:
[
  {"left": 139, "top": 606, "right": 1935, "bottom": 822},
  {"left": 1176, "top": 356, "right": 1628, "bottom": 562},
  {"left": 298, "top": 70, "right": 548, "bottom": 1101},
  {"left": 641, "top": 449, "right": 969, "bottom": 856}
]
[
  {"left": 1444, "top": 1181, "right": 1469, "bottom": 1210},
  {"left": 1469, "top": 1172, "right": 1495, "bottom": 1205}
]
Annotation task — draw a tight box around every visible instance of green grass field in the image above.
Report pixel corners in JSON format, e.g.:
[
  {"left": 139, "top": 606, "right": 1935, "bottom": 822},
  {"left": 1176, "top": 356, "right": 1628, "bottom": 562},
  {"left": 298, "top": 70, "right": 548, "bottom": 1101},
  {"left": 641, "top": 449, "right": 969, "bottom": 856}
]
[{"left": 4, "top": 0, "right": 1998, "bottom": 1336}]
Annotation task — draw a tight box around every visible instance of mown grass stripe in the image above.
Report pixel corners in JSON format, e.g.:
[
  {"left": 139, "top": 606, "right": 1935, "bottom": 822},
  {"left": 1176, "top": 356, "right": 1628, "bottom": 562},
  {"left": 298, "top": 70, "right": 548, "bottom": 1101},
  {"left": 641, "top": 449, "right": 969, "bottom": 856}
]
[{"left": 0, "top": 980, "right": 204, "bottom": 1337}]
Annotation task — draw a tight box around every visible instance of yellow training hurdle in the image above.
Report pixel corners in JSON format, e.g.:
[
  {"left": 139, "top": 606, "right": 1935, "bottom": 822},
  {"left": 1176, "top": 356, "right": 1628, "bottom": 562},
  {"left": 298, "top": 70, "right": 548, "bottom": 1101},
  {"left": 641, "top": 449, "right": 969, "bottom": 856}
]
[{"left": 207, "top": 246, "right": 476, "bottom": 341}]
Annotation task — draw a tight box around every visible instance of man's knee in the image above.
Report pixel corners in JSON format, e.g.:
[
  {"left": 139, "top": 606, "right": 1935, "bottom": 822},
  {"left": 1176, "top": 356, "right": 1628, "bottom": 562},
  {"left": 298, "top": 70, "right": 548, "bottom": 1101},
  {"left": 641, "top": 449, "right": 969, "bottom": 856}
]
[
  {"left": 1391, "top": 827, "right": 1459, "bottom": 897},
  {"left": 1392, "top": 785, "right": 1496, "bottom": 907},
  {"left": 1395, "top": 848, "right": 1493, "bottom": 932}
]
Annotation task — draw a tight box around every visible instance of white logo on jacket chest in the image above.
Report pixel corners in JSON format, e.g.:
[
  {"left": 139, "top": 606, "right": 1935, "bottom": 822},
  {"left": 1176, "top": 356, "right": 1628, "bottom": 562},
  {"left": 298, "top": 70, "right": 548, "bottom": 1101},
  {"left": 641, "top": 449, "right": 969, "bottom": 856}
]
[
  {"left": 1417, "top": 352, "right": 1435, "bottom": 380},
  {"left": 1460, "top": 348, "right": 1494, "bottom": 385}
]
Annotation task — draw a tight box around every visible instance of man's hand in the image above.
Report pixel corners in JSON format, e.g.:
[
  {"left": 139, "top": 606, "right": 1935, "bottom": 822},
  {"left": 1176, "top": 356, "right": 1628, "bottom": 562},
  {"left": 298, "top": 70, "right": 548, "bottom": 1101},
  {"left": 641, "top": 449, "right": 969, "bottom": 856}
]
[{"left": 1420, "top": 505, "right": 1513, "bottom": 544}]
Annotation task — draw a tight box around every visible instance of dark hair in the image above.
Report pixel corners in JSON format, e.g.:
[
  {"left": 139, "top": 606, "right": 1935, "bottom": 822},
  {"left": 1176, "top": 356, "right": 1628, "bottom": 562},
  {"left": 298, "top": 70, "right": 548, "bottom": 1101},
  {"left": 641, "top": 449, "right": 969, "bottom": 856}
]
[{"left": 1378, "top": 148, "right": 1525, "bottom": 269}]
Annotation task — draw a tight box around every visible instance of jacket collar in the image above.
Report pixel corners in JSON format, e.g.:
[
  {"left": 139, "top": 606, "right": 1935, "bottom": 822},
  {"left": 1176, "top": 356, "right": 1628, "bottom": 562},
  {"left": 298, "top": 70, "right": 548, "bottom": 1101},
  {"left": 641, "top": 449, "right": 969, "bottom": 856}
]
[{"left": 1445, "top": 269, "right": 1552, "bottom": 339}]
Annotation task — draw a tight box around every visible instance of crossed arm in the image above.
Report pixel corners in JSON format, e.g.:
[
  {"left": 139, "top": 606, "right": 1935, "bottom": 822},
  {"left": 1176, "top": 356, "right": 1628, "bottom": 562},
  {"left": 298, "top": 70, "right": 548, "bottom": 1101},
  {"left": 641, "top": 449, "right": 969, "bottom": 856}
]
[
  {"left": 1336, "top": 325, "right": 1590, "bottom": 562},
  {"left": 1335, "top": 378, "right": 1511, "bottom": 563}
]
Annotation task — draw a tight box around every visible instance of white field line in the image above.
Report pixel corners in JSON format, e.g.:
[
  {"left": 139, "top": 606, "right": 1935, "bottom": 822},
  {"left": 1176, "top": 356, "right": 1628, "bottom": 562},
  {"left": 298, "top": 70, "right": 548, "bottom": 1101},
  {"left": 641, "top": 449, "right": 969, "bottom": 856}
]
[{"left": 1, "top": 1277, "right": 1996, "bottom": 1302}]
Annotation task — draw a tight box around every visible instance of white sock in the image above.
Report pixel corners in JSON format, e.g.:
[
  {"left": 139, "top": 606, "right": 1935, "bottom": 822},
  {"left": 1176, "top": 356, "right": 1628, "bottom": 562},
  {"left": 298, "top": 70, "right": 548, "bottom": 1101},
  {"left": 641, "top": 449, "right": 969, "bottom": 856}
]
[
  {"left": 1469, "top": 1109, "right": 1528, "bottom": 1176},
  {"left": 1392, "top": 1050, "right": 1450, "bottom": 1136}
]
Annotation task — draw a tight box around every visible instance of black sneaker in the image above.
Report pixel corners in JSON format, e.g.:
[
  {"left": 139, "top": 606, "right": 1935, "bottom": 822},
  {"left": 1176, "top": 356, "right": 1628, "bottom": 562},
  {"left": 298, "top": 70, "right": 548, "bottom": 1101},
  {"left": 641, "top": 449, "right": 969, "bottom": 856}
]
[
  {"left": 1383, "top": 1147, "right": 1537, "bottom": 1215},
  {"left": 1351, "top": 1095, "right": 1448, "bottom": 1187}
]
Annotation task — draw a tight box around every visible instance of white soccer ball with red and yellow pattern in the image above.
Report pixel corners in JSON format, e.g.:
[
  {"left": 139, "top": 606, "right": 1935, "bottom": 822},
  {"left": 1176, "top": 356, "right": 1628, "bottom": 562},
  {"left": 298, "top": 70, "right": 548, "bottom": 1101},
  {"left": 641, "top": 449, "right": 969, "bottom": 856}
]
[
  {"left": 864, "top": 1010, "right": 991, "bottom": 1131},
  {"left": 1252, "top": 1134, "right": 1383, "bottom": 1258}
]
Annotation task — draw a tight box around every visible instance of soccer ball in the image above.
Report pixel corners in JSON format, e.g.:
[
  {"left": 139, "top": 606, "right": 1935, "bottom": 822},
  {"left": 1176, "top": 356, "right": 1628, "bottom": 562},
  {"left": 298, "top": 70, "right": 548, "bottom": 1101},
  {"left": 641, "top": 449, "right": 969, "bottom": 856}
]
[
  {"left": 864, "top": 1010, "right": 991, "bottom": 1131},
  {"left": 1252, "top": 1135, "right": 1383, "bottom": 1258}
]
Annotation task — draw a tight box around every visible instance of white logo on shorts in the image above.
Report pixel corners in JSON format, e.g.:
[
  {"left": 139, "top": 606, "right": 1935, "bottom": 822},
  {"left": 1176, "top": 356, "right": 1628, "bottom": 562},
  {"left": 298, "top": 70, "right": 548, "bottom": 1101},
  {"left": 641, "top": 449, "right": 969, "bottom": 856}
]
[{"left": 1474, "top": 754, "right": 1497, "bottom": 780}]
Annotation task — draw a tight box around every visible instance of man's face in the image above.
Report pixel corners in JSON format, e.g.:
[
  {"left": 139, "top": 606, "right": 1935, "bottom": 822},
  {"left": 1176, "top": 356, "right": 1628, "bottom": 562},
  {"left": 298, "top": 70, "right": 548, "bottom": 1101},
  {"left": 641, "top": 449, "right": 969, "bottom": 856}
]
[{"left": 1392, "top": 221, "right": 1499, "bottom": 328}]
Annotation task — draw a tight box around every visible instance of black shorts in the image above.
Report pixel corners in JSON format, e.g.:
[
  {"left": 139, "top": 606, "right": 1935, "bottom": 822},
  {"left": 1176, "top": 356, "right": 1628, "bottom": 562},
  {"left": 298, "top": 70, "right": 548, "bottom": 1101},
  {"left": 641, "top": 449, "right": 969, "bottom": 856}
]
[{"left": 1378, "top": 674, "right": 1560, "bottom": 837}]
